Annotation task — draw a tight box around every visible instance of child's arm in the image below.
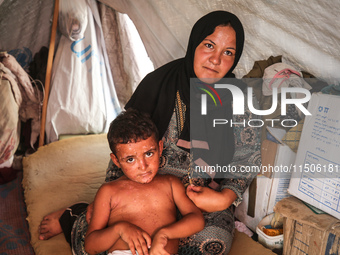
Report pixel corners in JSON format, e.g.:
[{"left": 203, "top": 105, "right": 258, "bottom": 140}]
[
  {"left": 85, "top": 202, "right": 93, "bottom": 224},
  {"left": 150, "top": 176, "right": 205, "bottom": 254},
  {"left": 84, "top": 184, "right": 151, "bottom": 255}
]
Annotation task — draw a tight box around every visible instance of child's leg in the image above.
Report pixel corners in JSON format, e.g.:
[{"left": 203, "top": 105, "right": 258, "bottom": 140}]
[
  {"left": 59, "top": 203, "right": 89, "bottom": 244},
  {"left": 39, "top": 203, "right": 88, "bottom": 244}
]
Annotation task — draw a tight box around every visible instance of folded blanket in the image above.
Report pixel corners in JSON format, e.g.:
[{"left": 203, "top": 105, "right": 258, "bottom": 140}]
[{"left": 23, "top": 134, "right": 110, "bottom": 255}]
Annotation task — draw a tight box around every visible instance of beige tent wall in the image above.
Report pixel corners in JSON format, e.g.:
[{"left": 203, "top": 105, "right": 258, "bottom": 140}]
[
  {"left": 1, "top": 0, "right": 339, "bottom": 108},
  {"left": 1, "top": 0, "right": 339, "bottom": 149},
  {"left": 99, "top": 0, "right": 340, "bottom": 84}
]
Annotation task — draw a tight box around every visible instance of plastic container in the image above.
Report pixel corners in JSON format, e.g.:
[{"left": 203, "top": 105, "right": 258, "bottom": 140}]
[{"left": 256, "top": 213, "right": 283, "bottom": 250}]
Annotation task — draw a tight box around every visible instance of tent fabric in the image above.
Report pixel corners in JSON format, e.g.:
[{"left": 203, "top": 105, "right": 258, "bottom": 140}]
[
  {"left": 99, "top": 4, "right": 131, "bottom": 108},
  {"left": 99, "top": 0, "right": 340, "bottom": 84},
  {"left": 1, "top": 0, "right": 340, "bottom": 142},
  {"left": 98, "top": 3, "right": 154, "bottom": 107},
  {"left": 0, "top": 0, "right": 54, "bottom": 71}
]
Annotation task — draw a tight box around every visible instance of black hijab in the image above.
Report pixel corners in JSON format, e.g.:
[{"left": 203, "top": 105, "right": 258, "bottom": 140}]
[{"left": 125, "top": 11, "right": 245, "bottom": 150}]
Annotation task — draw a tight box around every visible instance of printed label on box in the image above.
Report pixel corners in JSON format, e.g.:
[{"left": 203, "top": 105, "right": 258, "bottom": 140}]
[{"left": 289, "top": 93, "right": 340, "bottom": 219}]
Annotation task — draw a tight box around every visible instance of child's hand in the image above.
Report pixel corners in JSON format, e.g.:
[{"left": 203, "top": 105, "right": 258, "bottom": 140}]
[
  {"left": 149, "top": 231, "right": 170, "bottom": 255},
  {"left": 117, "top": 222, "right": 152, "bottom": 255}
]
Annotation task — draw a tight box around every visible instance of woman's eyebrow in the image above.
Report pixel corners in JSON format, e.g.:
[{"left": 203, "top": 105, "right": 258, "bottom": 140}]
[
  {"left": 203, "top": 39, "right": 216, "bottom": 45},
  {"left": 203, "top": 39, "right": 236, "bottom": 50}
]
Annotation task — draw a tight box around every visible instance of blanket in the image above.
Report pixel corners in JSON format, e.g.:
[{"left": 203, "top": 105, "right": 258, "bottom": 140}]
[{"left": 23, "top": 134, "right": 110, "bottom": 255}]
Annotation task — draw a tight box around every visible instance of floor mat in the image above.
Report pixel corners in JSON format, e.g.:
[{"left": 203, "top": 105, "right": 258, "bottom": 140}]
[{"left": 0, "top": 170, "right": 34, "bottom": 254}]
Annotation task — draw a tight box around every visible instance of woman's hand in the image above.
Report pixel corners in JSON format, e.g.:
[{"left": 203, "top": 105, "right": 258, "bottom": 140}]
[
  {"left": 85, "top": 202, "right": 94, "bottom": 224},
  {"left": 186, "top": 185, "right": 237, "bottom": 212},
  {"left": 116, "top": 222, "right": 152, "bottom": 255},
  {"left": 149, "top": 231, "right": 170, "bottom": 255}
]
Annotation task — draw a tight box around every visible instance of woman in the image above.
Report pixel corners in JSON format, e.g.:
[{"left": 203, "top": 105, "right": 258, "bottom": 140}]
[
  {"left": 40, "top": 11, "right": 260, "bottom": 255},
  {"left": 104, "top": 10, "right": 260, "bottom": 254}
]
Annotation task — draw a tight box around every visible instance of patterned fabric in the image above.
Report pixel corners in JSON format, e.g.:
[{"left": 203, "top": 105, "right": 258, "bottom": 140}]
[
  {"left": 0, "top": 171, "right": 34, "bottom": 255},
  {"left": 220, "top": 101, "right": 262, "bottom": 207},
  {"left": 105, "top": 159, "right": 124, "bottom": 182},
  {"left": 178, "top": 211, "right": 234, "bottom": 255},
  {"left": 71, "top": 212, "right": 107, "bottom": 255},
  {"left": 175, "top": 91, "right": 186, "bottom": 134}
]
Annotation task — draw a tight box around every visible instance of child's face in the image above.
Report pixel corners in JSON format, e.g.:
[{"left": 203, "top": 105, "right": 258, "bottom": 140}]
[{"left": 110, "top": 135, "right": 163, "bottom": 184}]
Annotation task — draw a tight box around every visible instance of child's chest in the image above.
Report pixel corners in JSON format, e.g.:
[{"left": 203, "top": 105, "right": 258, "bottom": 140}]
[
  {"left": 111, "top": 180, "right": 175, "bottom": 216},
  {"left": 108, "top": 182, "right": 177, "bottom": 233}
]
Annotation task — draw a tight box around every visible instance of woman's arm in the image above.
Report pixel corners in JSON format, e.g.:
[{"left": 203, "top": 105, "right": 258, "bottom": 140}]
[
  {"left": 187, "top": 91, "right": 261, "bottom": 212},
  {"left": 186, "top": 185, "right": 237, "bottom": 212}
]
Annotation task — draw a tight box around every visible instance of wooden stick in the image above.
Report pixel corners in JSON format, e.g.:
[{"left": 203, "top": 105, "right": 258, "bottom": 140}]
[{"left": 39, "top": 0, "right": 59, "bottom": 147}]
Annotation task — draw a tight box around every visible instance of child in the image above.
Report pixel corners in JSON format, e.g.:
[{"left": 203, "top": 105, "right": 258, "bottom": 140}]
[{"left": 84, "top": 109, "right": 205, "bottom": 255}]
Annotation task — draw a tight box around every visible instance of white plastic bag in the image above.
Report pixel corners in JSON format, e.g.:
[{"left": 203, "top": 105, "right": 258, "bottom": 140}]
[
  {"left": 58, "top": 0, "right": 88, "bottom": 41},
  {"left": 46, "top": 0, "right": 121, "bottom": 143}
]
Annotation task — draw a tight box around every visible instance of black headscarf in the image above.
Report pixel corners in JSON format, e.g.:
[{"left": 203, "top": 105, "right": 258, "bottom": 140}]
[{"left": 125, "top": 11, "right": 245, "bottom": 150}]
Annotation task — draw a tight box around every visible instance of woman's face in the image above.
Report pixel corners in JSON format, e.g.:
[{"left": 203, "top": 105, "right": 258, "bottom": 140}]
[{"left": 193, "top": 25, "right": 237, "bottom": 84}]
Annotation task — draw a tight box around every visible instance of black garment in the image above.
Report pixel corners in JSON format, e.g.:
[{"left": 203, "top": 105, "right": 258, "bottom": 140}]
[{"left": 59, "top": 203, "right": 89, "bottom": 245}]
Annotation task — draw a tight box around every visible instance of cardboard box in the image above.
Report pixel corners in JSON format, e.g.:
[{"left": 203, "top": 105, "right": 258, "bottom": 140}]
[
  {"left": 229, "top": 230, "right": 276, "bottom": 255},
  {"left": 288, "top": 93, "right": 340, "bottom": 220},
  {"left": 274, "top": 196, "right": 340, "bottom": 255},
  {"left": 266, "top": 143, "right": 296, "bottom": 213},
  {"left": 235, "top": 140, "right": 296, "bottom": 231}
]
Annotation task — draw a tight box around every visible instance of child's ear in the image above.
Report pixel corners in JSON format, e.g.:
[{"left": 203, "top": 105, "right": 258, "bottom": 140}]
[
  {"left": 158, "top": 140, "right": 164, "bottom": 154},
  {"left": 110, "top": 153, "right": 121, "bottom": 168}
]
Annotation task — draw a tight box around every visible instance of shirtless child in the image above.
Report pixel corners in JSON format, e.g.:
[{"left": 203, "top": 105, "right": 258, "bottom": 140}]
[{"left": 84, "top": 109, "right": 204, "bottom": 255}]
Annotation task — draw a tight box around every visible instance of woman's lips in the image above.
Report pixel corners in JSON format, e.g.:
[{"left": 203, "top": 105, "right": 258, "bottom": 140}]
[{"left": 203, "top": 66, "right": 218, "bottom": 73}]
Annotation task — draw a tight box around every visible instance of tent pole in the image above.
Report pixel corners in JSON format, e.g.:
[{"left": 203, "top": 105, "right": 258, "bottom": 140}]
[{"left": 39, "top": 0, "right": 59, "bottom": 147}]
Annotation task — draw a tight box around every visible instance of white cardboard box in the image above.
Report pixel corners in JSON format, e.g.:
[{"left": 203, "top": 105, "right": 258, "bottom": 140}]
[
  {"left": 235, "top": 143, "right": 296, "bottom": 231},
  {"left": 288, "top": 93, "right": 340, "bottom": 220}
]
